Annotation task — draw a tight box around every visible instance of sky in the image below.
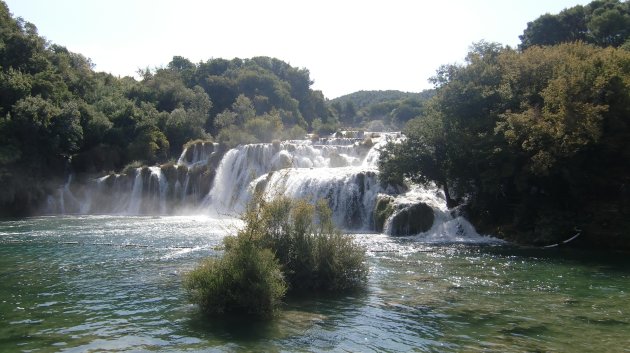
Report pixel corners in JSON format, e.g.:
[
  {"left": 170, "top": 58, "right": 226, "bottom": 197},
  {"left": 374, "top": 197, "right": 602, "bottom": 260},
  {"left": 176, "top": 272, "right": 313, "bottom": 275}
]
[{"left": 5, "top": 0, "right": 592, "bottom": 99}]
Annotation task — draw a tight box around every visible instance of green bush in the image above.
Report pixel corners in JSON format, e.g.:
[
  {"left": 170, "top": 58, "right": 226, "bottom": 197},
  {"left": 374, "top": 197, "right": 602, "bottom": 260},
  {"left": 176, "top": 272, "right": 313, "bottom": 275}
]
[
  {"left": 184, "top": 195, "right": 368, "bottom": 317},
  {"left": 184, "top": 235, "right": 287, "bottom": 317},
  {"left": 121, "top": 160, "right": 144, "bottom": 176},
  {"left": 183, "top": 138, "right": 214, "bottom": 150},
  {"left": 216, "top": 125, "right": 258, "bottom": 148},
  {"left": 282, "top": 125, "right": 308, "bottom": 140},
  {"left": 244, "top": 196, "right": 369, "bottom": 293}
]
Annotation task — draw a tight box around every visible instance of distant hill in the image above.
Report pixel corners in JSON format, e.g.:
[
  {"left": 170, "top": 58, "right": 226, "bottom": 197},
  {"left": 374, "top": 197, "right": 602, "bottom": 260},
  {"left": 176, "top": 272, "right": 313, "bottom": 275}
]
[
  {"left": 328, "top": 90, "right": 435, "bottom": 129},
  {"left": 330, "top": 90, "right": 433, "bottom": 110}
]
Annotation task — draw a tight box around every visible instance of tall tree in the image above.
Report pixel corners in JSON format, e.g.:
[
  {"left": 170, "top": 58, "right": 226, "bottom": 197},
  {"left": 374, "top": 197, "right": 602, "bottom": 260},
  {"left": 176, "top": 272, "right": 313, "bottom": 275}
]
[
  {"left": 380, "top": 41, "right": 630, "bottom": 247},
  {"left": 520, "top": 0, "right": 630, "bottom": 49}
]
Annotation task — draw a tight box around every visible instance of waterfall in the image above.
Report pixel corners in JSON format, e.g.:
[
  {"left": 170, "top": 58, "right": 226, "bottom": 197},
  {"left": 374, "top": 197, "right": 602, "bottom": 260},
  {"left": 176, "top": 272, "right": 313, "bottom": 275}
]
[
  {"left": 178, "top": 142, "right": 218, "bottom": 167},
  {"left": 256, "top": 168, "right": 380, "bottom": 230},
  {"left": 206, "top": 144, "right": 276, "bottom": 213},
  {"left": 127, "top": 170, "right": 144, "bottom": 214},
  {"left": 48, "top": 133, "right": 484, "bottom": 240},
  {"left": 44, "top": 174, "right": 86, "bottom": 214},
  {"left": 205, "top": 138, "right": 374, "bottom": 215},
  {"left": 378, "top": 183, "right": 486, "bottom": 242},
  {"left": 53, "top": 141, "right": 218, "bottom": 215}
]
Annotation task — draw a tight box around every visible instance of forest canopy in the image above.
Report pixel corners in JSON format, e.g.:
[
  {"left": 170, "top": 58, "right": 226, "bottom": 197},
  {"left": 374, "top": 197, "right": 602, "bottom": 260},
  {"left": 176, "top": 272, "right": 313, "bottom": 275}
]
[
  {"left": 379, "top": 0, "right": 630, "bottom": 249},
  {"left": 328, "top": 90, "right": 435, "bottom": 130},
  {"left": 379, "top": 40, "right": 630, "bottom": 248},
  {"left": 519, "top": 0, "right": 630, "bottom": 49},
  {"left": 0, "top": 1, "right": 336, "bottom": 214}
]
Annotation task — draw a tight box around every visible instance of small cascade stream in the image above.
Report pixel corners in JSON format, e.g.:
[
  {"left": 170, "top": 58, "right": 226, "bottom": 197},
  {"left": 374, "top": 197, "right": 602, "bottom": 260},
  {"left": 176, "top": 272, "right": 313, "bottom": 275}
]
[
  {"left": 47, "top": 141, "right": 221, "bottom": 216},
  {"left": 46, "top": 133, "right": 482, "bottom": 238}
]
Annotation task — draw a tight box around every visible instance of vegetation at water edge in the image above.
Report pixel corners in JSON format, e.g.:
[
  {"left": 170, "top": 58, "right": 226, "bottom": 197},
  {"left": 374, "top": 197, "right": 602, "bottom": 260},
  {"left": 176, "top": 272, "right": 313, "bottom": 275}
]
[
  {"left": 379, "top": 0, "right": 630, "bottom": 249},
  {"left": 184, "top": 196, "right": 368, "bottom": 317}
]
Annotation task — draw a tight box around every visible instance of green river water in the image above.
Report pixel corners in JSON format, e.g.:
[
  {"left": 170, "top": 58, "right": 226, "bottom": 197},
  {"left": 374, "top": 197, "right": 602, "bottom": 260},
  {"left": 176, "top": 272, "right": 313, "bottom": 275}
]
[{"left": 0, "top": 216, "right": 628, "bottom": 352}]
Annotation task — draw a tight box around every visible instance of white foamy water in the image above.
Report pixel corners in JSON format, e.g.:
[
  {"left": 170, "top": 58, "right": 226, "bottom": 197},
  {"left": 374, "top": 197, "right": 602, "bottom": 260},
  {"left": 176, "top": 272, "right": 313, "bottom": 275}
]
[{"left": 46, "top": 132, "right": 492, "bottom": 242}]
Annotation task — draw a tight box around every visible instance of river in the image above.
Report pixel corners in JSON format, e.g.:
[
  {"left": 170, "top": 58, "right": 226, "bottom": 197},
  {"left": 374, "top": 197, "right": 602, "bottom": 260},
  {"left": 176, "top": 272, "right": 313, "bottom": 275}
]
[{"left": 1, "top": 215, "right": 628, "bottom": 352}]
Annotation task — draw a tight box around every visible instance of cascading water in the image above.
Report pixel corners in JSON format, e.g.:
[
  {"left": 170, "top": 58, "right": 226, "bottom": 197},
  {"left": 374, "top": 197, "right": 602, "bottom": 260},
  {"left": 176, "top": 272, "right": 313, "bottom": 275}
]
[
  {"left": 47, "top": 141, "right": 219, "bottom": 215},
  {"left": 256, "top": 168, "right": 380, "bottom": 229},
  {"left": 177, "top": 142, "right": 218, "bottom": 167},
  {"left": 127, "top": 171, "right": 144, "bottom": 214},
  {"left": 205, "top": 137, "right": 376, "bottom": 213},
  {"left": 47, "top": 133, "right": 484, "bottom": 240},
  {"left": 379, "top": 183, "right": 487, "bottom": 242}
]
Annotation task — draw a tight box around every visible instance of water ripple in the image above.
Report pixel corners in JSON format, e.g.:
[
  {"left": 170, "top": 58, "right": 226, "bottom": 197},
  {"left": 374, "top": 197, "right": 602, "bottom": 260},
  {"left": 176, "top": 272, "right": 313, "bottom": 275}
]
[{"left": 1, "top": 216, "right": 629, "bottom": 352}]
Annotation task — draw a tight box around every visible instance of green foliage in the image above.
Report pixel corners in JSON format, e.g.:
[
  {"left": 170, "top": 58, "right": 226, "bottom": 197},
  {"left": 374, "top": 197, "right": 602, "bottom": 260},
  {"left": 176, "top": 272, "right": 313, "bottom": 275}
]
[
  {"left": 373, "top": 196, "right": 394, "bottom": 233},
  {"left": 496, "top": 44, "right": 613, "bottom": 175},
  {"left": 215, "top": 93, "right": 308, "bottom": 146},
  {"left": 282, "top": 124, "right": 308, "bottom": 140},
  {"left": 242, "top": 196, "right": 369, "bottom": 293},
  {"left": 183, "top": 138, "right": 214, "bottom": 150},
  {"left": 331, "top": 90, "right": 428, "bottom": 111},
  {"left": 329, "top": 90, "right": 435, "bottom": 129},
  {"left": 216, "top": 125, "right": 258, "bottom": 148},
  {"left": 184, "top": 196, "right": 367, "bottom": 317},
  {"left": 311, "top": 117, "right": 339, "bottom": 136},
  {"left": 380, "top": 41, "right": 630, "bottom": 248},
  {"left": 379, "top": 115, "right": 447, "bottom": 187},
  {"left": 244, "top": 112, "right": 283, "bottom": 142},
  {"left": 121, "top": 160, "right": 143, "bottom": 176},
  {"left": 184, "top": 236, "right": 286, "bottom": 317},
  {"left": 520, "top": 0, "right": 630, "bottom": 49},
  {"left": 0, "top": 0, "right": 333, "bottom": 215}
]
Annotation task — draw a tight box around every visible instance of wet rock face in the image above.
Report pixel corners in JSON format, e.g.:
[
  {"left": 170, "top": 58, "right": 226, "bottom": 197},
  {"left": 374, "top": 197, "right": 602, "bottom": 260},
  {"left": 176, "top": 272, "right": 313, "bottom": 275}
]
[
  {"left": 389, "top": 202, "right": 434, "bottom": 236},
  {"left": 373, "top": 194, "right": 435, "bottom": 236},
  {"left": 373, "top": 195, "right": 395, "bottom": 233},
  {"left": 272, "top": 153, "right": 293, "bottom": 171}
]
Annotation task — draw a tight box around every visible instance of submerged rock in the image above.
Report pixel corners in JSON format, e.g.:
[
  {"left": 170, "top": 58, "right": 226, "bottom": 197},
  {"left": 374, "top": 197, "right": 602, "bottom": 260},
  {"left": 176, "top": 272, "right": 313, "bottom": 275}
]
[{"left": 389, "top": 202, "right": 434, "bottom": 236}]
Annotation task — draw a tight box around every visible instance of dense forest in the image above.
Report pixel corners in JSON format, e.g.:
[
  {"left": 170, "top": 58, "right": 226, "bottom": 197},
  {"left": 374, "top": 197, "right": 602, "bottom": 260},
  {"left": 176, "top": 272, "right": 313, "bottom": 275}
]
[
  {"left": 0, "top": 1, "right": 338, "bottom": 215},
  {"left": 379, "top": 0, "right": 630, "bottom": 249},
  {"left": 329, "top": 90, "right": 435, "bottom": 130}
]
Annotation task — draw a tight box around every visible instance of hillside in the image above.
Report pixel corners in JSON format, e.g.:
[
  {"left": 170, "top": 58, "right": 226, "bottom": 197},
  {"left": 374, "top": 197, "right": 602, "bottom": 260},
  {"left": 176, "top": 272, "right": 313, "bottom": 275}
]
[
  {"left": 0, "top": 1, "right": 335, "bottom": 215},
  {"left": 328, "top": 90, "right": 435, "bottom": 129}
]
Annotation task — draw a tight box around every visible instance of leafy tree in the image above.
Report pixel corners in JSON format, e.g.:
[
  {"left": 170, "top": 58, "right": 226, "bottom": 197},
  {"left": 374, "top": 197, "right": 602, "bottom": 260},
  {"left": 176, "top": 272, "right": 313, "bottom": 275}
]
[
  {"left": 329, "top": 90, "right": 435, "bottom": 129},
  {"left": 163, "top": 86, "right": 212, "bottom": 154},
  {"left": 243, "top": 112, "right": 283, "bottom": 143},
  {"left": 379, "top": 114, "right": 456, "bottom": 207},
  {"left": 520, "top": 0, "right": 630, "bottom": 49},
  {"left": 0, "top": 0, "right": 337, "bottom": 215},
  {"left": 53, "top": 101, "right": 84, "bottom": 156},
  {"left": 0, "top": 68, "right": 32, "bottom": 113},
  {"left": 230, "top": 94, "right": 256, "bottom": 124},
  {"left": 167, "top": 56, "right": 196, "bottom": 84},
  {"left": 339, "top": 100, "right": 357, "bottom": 126},
  {"left": 380, "top": 41, "right": 630, "bottom": 248},
  {"left": 588, "top": 0, "right": 630, "bottom": 46}
]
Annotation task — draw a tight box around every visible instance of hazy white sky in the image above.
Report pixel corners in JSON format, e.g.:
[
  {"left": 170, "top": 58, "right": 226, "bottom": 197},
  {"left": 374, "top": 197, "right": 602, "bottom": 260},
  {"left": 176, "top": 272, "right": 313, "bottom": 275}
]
[{"left": 6, "top": 0, "right": 591, "bottom": 98}]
